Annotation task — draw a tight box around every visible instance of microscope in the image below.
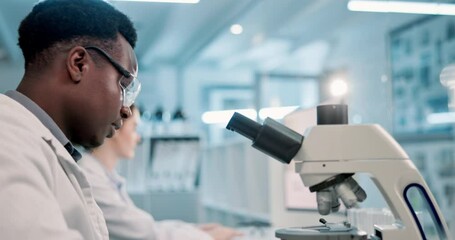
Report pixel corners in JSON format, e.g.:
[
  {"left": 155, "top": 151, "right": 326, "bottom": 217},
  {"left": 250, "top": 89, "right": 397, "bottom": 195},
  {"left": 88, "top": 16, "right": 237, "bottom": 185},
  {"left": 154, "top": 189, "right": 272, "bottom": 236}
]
[{"left": 226, "top": 104, "right": 452, "bottom": 240}]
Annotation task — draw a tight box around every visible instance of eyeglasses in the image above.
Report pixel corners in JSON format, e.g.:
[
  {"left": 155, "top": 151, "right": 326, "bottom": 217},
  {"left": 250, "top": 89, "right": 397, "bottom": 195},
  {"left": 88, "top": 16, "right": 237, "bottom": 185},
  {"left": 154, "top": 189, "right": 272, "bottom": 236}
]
[{"left": 84, "top": 46, "right": 141, "bottom": 108}]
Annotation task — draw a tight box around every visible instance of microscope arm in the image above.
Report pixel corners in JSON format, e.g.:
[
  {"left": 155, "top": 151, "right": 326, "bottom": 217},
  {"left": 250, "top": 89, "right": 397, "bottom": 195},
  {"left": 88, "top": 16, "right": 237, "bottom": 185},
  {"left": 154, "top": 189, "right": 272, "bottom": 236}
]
[{"left": 295, "top": 124, "right": 451, "bottom": 239}]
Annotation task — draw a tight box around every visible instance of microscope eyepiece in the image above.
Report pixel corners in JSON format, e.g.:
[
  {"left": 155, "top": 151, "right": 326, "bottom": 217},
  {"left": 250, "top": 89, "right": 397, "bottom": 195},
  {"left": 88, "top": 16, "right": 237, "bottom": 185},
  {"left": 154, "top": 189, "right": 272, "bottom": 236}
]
[
  {"left": 226, "top": 112, "right": 261, "bottom": 141},
  {"left": 226, "top": 112, "right": 303, "bottom": 164}
]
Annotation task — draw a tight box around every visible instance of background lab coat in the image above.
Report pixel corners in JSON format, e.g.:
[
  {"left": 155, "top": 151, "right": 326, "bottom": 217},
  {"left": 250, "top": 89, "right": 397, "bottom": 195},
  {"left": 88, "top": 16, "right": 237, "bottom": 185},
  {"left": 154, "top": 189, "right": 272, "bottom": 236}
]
[
  {"left": 0, "top": 94, "right": 108, "bottom": 240},
  {"left": 79, "top": 153, "right": 213, "bottom": 240}
]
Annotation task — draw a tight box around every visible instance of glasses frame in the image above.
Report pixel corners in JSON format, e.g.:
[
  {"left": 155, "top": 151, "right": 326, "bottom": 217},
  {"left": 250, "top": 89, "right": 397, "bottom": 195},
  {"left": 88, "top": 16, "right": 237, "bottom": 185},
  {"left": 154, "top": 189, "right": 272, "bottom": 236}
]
[{"left": 84, "top": 46, "right": 139, "bottom": 107}]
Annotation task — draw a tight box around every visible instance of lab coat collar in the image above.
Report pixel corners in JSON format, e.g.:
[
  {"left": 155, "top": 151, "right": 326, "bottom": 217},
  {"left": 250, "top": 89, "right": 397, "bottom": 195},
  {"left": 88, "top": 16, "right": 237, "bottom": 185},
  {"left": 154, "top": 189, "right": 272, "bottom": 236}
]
[
  {"left": 0, "top": 94, "right": 90, "bottom": 190},
  {"left": 4, "top": 90, "right": 82, "bottom": 161}
]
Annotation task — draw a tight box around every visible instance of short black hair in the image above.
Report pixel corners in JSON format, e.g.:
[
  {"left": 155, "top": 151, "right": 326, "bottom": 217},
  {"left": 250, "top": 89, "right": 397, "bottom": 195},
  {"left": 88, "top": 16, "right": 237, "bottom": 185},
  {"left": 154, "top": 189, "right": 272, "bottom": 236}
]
[{"left": 18, "top": 0, "right": 137, "bottom": 68}]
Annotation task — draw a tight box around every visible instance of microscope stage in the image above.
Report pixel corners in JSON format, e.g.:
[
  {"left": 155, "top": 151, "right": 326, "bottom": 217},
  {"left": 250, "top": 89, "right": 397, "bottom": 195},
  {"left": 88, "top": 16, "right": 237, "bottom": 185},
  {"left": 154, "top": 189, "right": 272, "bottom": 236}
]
[{"left": 275, "top": 225, "right": 368, "bottom": 240}]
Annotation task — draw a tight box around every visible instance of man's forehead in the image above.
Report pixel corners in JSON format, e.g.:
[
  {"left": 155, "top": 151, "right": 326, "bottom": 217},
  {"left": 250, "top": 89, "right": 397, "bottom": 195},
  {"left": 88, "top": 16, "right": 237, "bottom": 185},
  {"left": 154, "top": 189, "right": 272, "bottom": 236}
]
[
  {"left": 122, "top": 42, "right": 138, "bottom": 74},
  {"left": 117, "top": 33, "right": 137, "bottom": 73}
]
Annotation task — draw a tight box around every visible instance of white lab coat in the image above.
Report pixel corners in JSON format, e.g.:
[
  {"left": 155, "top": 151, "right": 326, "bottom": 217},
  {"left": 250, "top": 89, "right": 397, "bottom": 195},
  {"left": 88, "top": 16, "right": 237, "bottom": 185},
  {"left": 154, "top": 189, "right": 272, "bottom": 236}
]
[
  {"left": 0, "top": 94, "right": 109, "bottom": 240},
  {"left": 79, "top": 153, "right": 213, "bottom": 240}
]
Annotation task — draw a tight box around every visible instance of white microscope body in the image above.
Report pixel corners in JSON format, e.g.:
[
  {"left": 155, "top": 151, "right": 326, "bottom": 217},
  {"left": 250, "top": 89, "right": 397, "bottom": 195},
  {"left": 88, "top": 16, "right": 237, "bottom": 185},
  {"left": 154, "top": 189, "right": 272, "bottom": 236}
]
[
  {"left": 226, "top": 104, "right": 452, "bottom": 240},
  {"left": 296, "top": 123, "right": 451, "bottom": 239}
]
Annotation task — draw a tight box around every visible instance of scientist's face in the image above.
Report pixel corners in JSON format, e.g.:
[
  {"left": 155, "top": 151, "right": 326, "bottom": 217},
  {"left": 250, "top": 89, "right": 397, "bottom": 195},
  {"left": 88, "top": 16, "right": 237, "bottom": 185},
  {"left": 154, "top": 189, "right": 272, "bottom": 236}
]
[
  {"left": 68, "top": 34, "right": 138, "bottom": 148},
  {"left": 112, "top": 107, "right": 141, "bottom": 159}
]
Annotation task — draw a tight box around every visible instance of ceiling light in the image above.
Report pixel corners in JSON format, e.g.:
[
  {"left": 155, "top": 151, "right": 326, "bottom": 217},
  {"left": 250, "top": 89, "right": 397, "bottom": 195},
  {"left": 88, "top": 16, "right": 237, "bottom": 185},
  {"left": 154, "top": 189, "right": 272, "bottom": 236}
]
[
  {"left": 230, "top": 24, "right": 243, "bottom": 35},
  {"left": 330, "top": 78, "right": 348, "bottom": 97},
  {"left": 110, "top": 0, "right": 199, "bottom": 3},
  {"left": 347, "top": 0, "right": 455, "bottom": 15}
]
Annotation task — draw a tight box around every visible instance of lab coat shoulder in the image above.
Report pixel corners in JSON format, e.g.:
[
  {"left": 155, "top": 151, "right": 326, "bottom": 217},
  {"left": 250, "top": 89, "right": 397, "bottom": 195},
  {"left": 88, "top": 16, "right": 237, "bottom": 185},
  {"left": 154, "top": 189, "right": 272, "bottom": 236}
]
[{"left": 0, "top": 94, "right": 108, "bottom": 240}]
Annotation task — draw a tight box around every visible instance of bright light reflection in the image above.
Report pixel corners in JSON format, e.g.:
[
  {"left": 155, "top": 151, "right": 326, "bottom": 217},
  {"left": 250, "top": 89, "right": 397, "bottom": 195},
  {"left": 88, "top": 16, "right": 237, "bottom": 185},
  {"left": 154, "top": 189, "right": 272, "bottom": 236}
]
[
  {"left": 330, "top": 79, "right": 348, "bottom": 97},
  {"left": 230, "top": 24, "right": 243, "bottom": 35},
  {"left": 427, "top": 112, "right": 455, "bottom": 124},
  {"left": 202, "top": 106, "right": 300, "bottom": 124},
  {"left": 202, "top": 109, "right": 256, "bottom": 124},
  {"left": 259, "top": 106, "right": 299, "bottom": 120},
  {"left": 348, "top": 0, "right": 455, "bottom": 15}
]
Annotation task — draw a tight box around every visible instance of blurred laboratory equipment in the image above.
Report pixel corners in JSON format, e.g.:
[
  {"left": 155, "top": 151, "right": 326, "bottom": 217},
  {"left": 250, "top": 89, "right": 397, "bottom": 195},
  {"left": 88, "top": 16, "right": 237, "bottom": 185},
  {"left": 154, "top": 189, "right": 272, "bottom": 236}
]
[
  {"left": 441, "top": 64, "right": 455, "bottom": 110},
  {"left": 147, "top": 136, "right": 200, "bottom": 192}
]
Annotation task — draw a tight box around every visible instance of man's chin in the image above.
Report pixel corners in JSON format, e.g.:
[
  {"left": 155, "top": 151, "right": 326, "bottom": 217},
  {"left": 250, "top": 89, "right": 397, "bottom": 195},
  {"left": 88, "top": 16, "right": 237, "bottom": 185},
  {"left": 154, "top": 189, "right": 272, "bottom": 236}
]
[
  {"left": 73, "top": 133, "right": 106, "bottom": 149},
  {"left": 81, "top": 138, "right": 103, "bottom": 149}
]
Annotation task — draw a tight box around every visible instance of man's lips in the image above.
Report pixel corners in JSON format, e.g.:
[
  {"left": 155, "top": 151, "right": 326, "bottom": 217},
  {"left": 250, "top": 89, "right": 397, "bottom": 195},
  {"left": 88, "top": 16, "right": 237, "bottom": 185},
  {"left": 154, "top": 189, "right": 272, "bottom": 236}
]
[
  {"left": 106, "top": 120, "right": 123, "bottom": 138},
  {"left": 112, "top": 120, "right": 123, "bottom": 130},
  {"left": 106, "top": 125, "right": 115, "bottom": 138}
]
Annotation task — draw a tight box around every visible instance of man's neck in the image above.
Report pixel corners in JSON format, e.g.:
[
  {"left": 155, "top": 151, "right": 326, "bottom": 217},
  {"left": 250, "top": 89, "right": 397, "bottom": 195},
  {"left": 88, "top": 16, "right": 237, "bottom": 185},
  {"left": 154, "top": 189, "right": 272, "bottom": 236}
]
[{"left": 16, "top": 78, "right": 67, "bottom": 136}]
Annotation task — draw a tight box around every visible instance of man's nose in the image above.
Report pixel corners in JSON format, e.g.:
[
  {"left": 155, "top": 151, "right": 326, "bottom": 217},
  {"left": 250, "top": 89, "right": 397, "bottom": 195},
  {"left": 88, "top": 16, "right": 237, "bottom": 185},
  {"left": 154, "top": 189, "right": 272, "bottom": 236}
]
[{"left": 120, "top": 106, "right": 132, "bottom": 119}]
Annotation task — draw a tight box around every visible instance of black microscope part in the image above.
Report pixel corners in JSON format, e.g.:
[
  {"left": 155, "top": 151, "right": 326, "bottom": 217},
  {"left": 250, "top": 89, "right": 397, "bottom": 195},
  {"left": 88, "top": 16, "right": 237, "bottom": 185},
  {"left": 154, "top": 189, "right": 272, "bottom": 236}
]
[
  {"left": 226, "top": 112, "right": 261, "bottom": 141},
  {"left": 317, "top": 104, "right": 348, "bottom": 125},
  {"left": 226, "top": 112, "right": 303, "bottom": 164}
]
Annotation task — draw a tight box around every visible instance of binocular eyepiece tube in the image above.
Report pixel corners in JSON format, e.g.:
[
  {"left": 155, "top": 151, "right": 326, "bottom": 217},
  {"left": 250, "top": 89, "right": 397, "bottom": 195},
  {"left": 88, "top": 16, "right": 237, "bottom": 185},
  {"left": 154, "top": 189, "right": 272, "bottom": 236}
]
[{"left": 226, "top": 112, "right": 303, "bottom": 164}]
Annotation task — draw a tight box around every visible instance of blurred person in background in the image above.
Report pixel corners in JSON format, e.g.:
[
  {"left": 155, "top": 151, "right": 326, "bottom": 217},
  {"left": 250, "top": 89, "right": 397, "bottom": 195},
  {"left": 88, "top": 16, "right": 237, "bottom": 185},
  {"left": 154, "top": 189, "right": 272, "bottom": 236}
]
[{"left": 79, "top": 105, "right": 242, "bottom": 240}]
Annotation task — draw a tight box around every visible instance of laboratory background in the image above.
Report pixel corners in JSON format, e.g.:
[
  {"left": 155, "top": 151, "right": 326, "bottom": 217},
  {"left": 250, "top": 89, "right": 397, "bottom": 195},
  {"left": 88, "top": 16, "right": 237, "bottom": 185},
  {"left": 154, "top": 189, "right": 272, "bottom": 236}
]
[{"left": 1, "top": 0, "right": 455, "bottom": 239}]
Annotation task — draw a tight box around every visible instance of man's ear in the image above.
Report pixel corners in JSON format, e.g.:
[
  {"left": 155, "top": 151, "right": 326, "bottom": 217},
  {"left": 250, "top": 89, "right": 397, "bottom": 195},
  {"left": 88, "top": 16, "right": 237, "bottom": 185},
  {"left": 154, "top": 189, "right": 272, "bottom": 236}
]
[{"left": 66, "top": 46, "right": 89, "bottom": 83}]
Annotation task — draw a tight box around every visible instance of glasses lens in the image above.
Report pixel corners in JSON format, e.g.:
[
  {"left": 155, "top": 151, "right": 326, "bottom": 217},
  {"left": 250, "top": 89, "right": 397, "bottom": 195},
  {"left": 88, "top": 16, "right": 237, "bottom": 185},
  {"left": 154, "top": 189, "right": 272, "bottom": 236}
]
[{"left": 120, "top": 76, "right": 141, "bottom": 107}]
